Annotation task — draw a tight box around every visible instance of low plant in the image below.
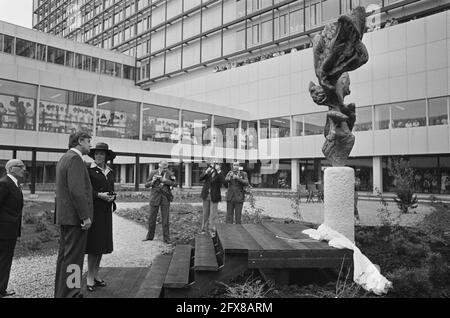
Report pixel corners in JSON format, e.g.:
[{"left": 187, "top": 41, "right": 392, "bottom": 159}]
[
  {"left": 220, "top": 276, "right": 273, "bottom": 298},
  {"left": 387, "top": 267, "right": 435, "bottom": 298},
  {"left": 375, "top": 188, "right": 400, "bottom": 226},
  {"left": 426, "top": 253, "right": 450, "bottom": 287},
  {"left": 242, "top": 187, "right": 264, "bottom": 224},
  {"left": 387, "top": 157, "right": 418, "bottom": 214},
  {"left": 334, "top": 258, "right": 367, "bottom": 298}
]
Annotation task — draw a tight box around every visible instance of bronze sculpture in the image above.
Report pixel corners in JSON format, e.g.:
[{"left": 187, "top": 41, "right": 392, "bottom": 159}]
[{"left": 309, "top": 7, "right": 369, "bottom": 167}]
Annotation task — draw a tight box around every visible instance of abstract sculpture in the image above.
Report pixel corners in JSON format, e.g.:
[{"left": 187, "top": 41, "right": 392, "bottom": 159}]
[{"left": 309, "top": 7, "right": 369, "bottom": 166}]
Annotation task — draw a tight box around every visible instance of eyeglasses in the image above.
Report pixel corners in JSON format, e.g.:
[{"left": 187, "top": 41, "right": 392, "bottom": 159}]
[{"left": 13, "top": 165, "right": 26, "bottom": 170}]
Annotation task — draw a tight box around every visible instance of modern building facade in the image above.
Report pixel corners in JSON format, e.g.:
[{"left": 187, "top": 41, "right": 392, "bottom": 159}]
[{"left": 1, "top": 0, "right": 449, "bottom": 195}]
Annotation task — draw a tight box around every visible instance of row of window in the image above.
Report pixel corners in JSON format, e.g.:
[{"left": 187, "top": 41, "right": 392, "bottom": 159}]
[
  {"left": 259, "top": 96, "right": 450, "bottom": 139},
  {"left": 0, "top": 33, "right": 136, "bottom": 80},
  {"left": 135, "top": 0, "right": 407, "bottom": 80},
  {"left": 0, "top": 78, "right": 254, "bottom": 149}
]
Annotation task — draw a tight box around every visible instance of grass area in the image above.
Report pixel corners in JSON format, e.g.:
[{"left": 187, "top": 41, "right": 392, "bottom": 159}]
[{"left": 15, "top": 201, "right": 59, "bottom": 258}]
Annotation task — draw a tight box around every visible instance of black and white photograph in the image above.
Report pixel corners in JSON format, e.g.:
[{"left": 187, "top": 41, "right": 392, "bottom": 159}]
[{"left": 0, "top": 0, "right": 450, "bottom": 305}]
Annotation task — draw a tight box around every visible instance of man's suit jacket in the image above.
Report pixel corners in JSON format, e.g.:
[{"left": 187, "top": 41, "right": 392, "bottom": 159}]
[
  {"left": 55, "top": 150, "right": 93, "bottom": 226},
  {"left": 145, "top": 169, "right": 177, "bottom": 206},
  {"left": 225, "top": 170, "right": 249, "bottom": 203},
  {"left": 0, "top": 176, "right": 23, "bottom": 240},
  {"left": 200, "top": 168, "right": 226, "bottom": 203}
]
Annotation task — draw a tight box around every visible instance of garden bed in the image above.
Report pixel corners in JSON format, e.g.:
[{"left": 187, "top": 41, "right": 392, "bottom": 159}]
[
  {"left": 116, "top": 201, "right": 450, "bottom": 298},
  {"left": 15, "top": 201, "right": 59, "bottom": 258}
]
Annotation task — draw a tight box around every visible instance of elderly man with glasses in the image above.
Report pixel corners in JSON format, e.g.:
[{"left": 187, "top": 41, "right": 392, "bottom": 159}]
[{"left": 0, "top": 159, "right": 26, "bottom": 298}]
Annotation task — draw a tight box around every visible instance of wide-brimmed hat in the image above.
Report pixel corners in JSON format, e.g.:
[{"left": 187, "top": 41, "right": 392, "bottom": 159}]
[{"left": 89, "top": 142, "right": 116, "bottom": 161}]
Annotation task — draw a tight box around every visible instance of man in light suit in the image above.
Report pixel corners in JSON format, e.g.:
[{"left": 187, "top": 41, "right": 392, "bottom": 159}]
[
  {"left": 143, "top": 160, "right": 177, "bottom": 244},
  {"left": 225, "top": 161, "right": 249, "bottom": 224},
  {"left": 54, "top": 132, "right": 93, "bottom": 298},
  {"left": 0, "top": 159, "right": 26, "bottom": 298}
]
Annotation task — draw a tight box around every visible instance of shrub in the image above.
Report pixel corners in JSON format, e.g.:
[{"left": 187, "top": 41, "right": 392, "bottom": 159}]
[
  {"left": 426, "top": 253, "right": 450, "bottom": 287},
  {"left": 220, "top": 276, "right": 272, "bottom": 298},
  {"left": 391, "top": 233, "right": 430, "bottom": 258},
  {"left": 387, "top": 157, "right": 418, "bottom": 214},
  {"left": 374, "top": 188, "right": 400, "bottom": 226},
  {"left": 242, "top": 187, "right": 264, "bottom": 224},
  {"left": 387, "top": 267, "right": 435, "bottom": 298}
]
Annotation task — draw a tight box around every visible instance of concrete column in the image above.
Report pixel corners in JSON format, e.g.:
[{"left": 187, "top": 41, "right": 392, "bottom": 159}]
[
  {"left": 184, "top": 162, "right": 192, "bottom": 188},
  {"left": 291, "top": 159, "right": 299, "bottom": 191},
  {"left": 373, "top": 156, "right": 383, "bottom": 193},
  {"left": 324, "top": 167, "right": 354, "bottom": 242}
]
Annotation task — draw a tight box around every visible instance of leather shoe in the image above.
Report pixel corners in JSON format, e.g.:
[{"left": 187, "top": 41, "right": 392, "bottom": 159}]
[
  {"left": 142, "top": 237, "right": 153, "bottom": 242},
  {"left": 0, "top": 290, "right": 16, "bottom": 298}
]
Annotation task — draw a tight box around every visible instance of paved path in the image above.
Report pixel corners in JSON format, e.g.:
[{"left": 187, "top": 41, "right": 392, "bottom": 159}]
[{"left": 9, "top": 201, "right": 169, "bottom": 298}]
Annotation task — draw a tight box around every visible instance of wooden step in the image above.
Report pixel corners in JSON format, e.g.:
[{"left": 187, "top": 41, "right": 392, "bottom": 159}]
[
  {"left": 135, "top": 254, "right": 172, "bottom": 298},
  {"left": 194, "top": 233, "right": 219, "bottom": 271},
  {"left": 163, "top": 245, "right": 192, "bottom": 288}
]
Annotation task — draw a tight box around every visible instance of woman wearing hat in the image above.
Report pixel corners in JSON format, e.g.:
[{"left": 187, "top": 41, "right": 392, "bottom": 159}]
[{"left": 85, "top": 142, "right": 117, "bottom": 292}]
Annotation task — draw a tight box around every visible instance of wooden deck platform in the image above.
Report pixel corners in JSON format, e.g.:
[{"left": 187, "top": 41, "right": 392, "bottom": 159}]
[{"left": 82, "top": 222, "right": 353, "bottom": 298}]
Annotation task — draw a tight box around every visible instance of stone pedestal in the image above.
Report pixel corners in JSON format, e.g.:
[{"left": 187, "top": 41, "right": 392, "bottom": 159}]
[{"left": 324, "top": 167, "right": 355, "bottom": 242}]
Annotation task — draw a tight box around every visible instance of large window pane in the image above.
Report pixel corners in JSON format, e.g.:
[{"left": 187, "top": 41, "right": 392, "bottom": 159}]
[
  {"left": 96, "top": 96, "right": 140, "bottom": 139},
  {"left": 0, "top": 34, "right": 15, "bottom": 54},
  {"left": 440, "top": 155, "right": 450, "bottom": 194},
  {"left": 223, "top": 22, "right": 246, "bottom": 55},
  {"left": 182, "top": 13, "right": 200, "bottom": 40},
  {"left": 346, "top": 157, "right": 373, "bottom": 191},
  {"left": 15, "top": 38, "right": 36, "bottom": 58},
  {"left": 260, "top": 119, "right": 269, "bottom": 139},
  {"left": 214, "top": 116, "right": 239, "bottom": 148},
  {"left": 182, "top": 40, "right": 200, "bottom": 67},
  {"left": 322, "top": 0, "right": 340, "bottom": 22},
  {"left": 201, "top": 31, "right": 221, "bottom": 62},
  {"left": 39, "top": 87, "right": 94, "bottom": 135},
  {"left": 36, "top": 43, "right": 46, "bottom": 61},
  {"left": 142, "top": 104, "right": 179, "bottom": 143},
  {"left": 374, "top": 104, "right": 390, "bottom": 130},
  {"left": 304, "top": 112, "right": 327, "bottom": 135},
  {"left": 270, "top": 117, "right": 290, "bottom": 138},
  {"left": 202, "top": 3, "right": 222, "bottom": 32},
  {"left": 0, "top": 79, "right": 37, "bottom": 131},
  {"left": 182, "top": 110, "right": 212, "bottom": 145},
  {"left": 47, "top": 46, "right": 65, "bottom": 65},
  {"left": 242, "top": 121, "right": 258, "bottom": 150},
  {"left": 391, "top": 100, "right": 426, "bottom": 128},
  {"left": 293, "top": 115, "right": 303, "bottom": 136},
  {"left": 354, "top": 106, "right": 372, "bottom": 131},
  {"left": 223, "top": 0, "right": 246, "bottom": 23},
  {"left": 429, "top": 97, "right": 448, "bottom": 126}
]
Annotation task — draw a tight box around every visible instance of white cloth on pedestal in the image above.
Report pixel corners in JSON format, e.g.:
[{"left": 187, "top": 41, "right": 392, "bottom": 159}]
[{"left": 303, "top": 224, "right": 392, "bottom": 295}]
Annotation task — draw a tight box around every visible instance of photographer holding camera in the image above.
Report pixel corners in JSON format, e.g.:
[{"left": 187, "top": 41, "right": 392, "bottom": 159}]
[
  {"left": 143, "top": 160, "right": 177, "bottom": 244},
  {"left": 225, "top": 161, "right": 249, "bottom": 224},
  {"left": 200, "top": 160, "right": 226, "bottom": 236}
]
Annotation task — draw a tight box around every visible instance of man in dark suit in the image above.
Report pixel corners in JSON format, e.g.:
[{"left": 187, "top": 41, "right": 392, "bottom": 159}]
[
  {"left": 143, "top": 160, "right": 177, "bottom": 243},
  {"left": 0, "top": 159, "right": 26, "bottom": 298},
  {"left": 200, "top": 161, "right": 226, "bottom": 235},
  {"left": 54, "top": 132, "right": 93, "bottom": 298},
  {"left": 225, "top": 161, "right": 249, "bottom": 224}
]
